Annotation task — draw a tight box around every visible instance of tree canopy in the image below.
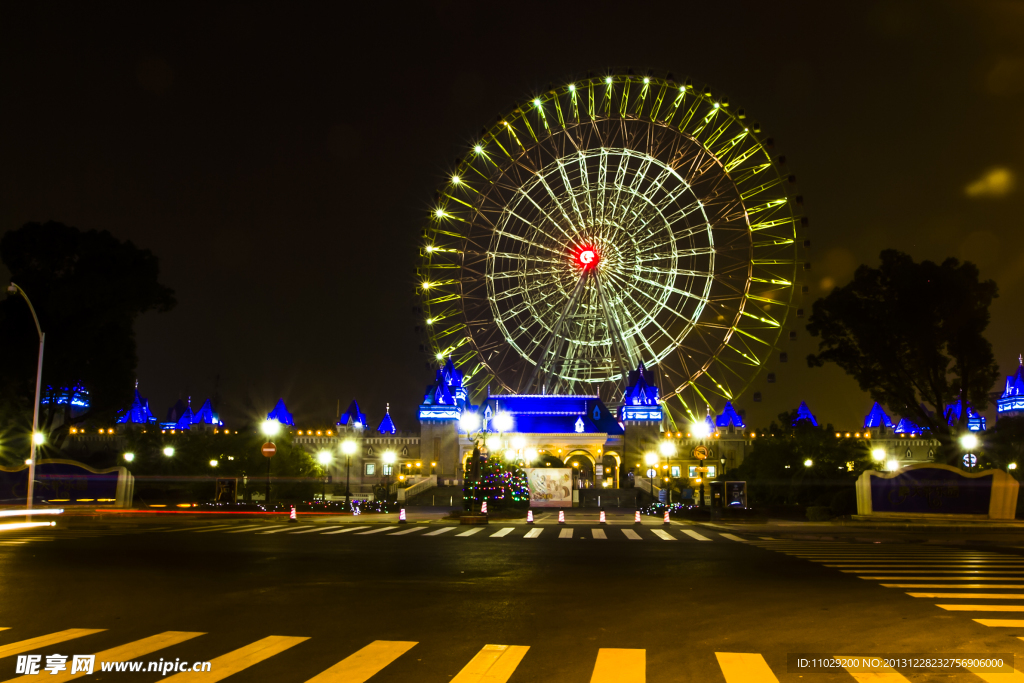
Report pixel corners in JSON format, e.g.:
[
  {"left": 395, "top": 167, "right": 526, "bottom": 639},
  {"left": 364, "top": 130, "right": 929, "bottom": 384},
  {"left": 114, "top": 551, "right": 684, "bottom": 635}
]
[
  {"left": 0, "top": 221, "right": 176, "bottom": 447},
  {"left": 806, "top": 249, "right": 998, "bottom": 443}
]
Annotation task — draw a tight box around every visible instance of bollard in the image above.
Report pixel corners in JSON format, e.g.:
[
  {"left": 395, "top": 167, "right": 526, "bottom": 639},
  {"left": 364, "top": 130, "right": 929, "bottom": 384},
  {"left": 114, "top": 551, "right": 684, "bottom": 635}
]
[
  {"left": 599, "top": 510, "right": 607, "bottom": 525},
  {"left": 527, "top": 510, "right": 534, "bottom": 524},
  {"left": 399, "top": 508, "right": 407, "bottom": 524},
  {"left": 481, "top": 501, "right": 488, "bottom": 515},
  {"left": 289, "top": 505, "right": 297, "bottom": 523},
  {"left": 634, "top": 510, "right": 642, "bottom": 525},
  {"left": 558, "top": 510, "right": 565, "bottom": 524},
  {"left": 663, "top": 509, "right": 671, "bottom": 525}
]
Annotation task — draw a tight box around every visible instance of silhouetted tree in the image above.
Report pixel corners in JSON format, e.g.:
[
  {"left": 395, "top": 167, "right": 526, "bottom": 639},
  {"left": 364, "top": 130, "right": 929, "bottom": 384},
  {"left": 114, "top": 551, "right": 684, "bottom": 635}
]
[
  {"left": 0, "top": 222, "right": 176, "bottom": 449},
  {"left": 807, "top": 250, "right": 998, "bottom": 460}
]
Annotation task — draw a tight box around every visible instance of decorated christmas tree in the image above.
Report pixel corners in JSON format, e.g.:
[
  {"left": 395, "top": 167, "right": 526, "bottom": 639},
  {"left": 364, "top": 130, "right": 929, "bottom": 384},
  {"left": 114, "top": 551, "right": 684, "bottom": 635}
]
[{"left": 463, "top": 446, "right": 530, "bottom": 511}]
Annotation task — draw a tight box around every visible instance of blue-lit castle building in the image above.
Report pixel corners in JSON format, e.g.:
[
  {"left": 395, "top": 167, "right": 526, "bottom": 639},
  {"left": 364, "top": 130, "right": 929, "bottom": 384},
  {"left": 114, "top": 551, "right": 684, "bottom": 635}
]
[{"left": 998, "top": 357, "right": 1024, "bottom": 419}]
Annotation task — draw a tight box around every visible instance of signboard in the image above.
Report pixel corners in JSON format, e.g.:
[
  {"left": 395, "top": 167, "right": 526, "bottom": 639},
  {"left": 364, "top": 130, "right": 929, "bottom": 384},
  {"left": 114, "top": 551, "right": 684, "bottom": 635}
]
[
  {"left": 725, "top": 481, "right": 747, "bottom": 508},
  {"left": 595, "top": 464, "right": 604, "bottom": 476},
  {"left": 692, "top": 445, "right": 710, "bottom": 460},
  {"left": 261, "top": 442, "right": 277, "bottom": 458},
  {"left": 524, "top": 468, "right": 573, "bottom": 507},
  {"left": 857, "top": 464, "right": 1020, "bottom": 519}
]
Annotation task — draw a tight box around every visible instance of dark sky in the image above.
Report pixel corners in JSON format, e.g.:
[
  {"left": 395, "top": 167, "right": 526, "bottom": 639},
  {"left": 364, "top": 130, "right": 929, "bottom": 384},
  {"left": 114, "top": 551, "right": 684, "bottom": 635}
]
[{"left": 3, "top": 1, "right": 1022, "bottom": 431}]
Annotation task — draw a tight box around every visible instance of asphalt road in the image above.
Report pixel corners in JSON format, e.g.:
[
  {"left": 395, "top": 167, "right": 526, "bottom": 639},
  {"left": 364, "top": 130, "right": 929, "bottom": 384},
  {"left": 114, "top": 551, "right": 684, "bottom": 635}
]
[{"left": 1, "top": 515, "right": 1023, "bottom": 682}]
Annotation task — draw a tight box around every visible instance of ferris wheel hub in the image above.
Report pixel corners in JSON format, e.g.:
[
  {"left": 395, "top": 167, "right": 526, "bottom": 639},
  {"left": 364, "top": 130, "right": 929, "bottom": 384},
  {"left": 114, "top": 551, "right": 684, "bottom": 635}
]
[{"left": 574, "top": 246, "right": 600, "bottom": 271}]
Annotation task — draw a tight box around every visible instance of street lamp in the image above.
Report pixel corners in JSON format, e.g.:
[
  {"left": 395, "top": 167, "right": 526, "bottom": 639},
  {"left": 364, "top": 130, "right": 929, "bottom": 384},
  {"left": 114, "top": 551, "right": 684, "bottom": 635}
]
[
  {"left": 644, "top": 451, "right": 658, "bottom": 504},
  {"left": 341, "top": 439, "right": 357, "bottom": 507},
  {"left": 7, "top": 282, "right": 45, "bottom": 510},
  {"left": 871, "top": 448, "right": 886, "bottom": 465},
  {"left": 317, "top": 450, "right": 332, "bottom": 501},
  {"left": 123, "top": 452, "right": 135, "bottom": 462},
  {"left": 162, "top": 446, "right": 175, "bottom": 457},
  {"left": 209, "top": 459, "right": 219, "bottom": 468},
  {"left": 960, "top": 433, "right": 980, "bottom": 471},
  {"left": 261, "top": 419, "right": 281, "bottom": 503}
]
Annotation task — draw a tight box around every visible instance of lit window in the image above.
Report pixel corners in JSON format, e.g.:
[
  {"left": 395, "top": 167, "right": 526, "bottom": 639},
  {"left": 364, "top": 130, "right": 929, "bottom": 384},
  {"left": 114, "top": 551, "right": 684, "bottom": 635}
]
[{"left": 364, "top": 463, "right": 376, "bottom": 476}]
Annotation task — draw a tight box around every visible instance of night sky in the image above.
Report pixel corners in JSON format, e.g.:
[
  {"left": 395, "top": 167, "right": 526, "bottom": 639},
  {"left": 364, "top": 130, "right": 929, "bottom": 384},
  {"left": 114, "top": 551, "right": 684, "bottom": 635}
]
[{"left": 3, "top": 2, "right": 1022, "bottom": 431}]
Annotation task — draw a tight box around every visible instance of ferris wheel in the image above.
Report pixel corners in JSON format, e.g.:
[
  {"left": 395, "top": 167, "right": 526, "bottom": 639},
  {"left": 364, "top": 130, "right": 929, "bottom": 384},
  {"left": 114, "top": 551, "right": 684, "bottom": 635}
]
[{"left": 417, "top": 71, "right": 804, "bottom": 422}]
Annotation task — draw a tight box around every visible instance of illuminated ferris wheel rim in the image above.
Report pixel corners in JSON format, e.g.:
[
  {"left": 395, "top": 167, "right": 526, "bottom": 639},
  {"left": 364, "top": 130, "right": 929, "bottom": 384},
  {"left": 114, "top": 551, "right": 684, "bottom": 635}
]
[{"left": 418, "top": 71, "right": 804, "bottom": 421}]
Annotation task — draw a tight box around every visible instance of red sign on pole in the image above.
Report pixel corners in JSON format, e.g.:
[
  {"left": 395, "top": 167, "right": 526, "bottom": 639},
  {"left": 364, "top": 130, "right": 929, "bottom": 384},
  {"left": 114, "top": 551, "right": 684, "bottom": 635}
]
[{"left": 261, "top": 442, "right": 277, "bottom": 458}]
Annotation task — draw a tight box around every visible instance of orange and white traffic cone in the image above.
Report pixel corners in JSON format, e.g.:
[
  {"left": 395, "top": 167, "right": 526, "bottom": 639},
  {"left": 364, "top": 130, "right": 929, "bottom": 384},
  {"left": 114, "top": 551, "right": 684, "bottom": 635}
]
[
  {"left": 399, "top": 508, "right": 407, "bottom": 523},
  {"left": 599, "top": 510, "right": 607, "bottom": 525},
  {"left": 634, "top": 510, "right": 642, "bottom": 524},
  {"left": 558, "top": 510, "right": 565, "bottom": 524},
  {"left": 527, "top": 510, "right": 534, "bottom": 524},
  {"left": 663, "top": 510, "right": 670, "bottom": 525},
  {"left": 481, "top": 501, "right": 488, "bottom": 515},
  {"left": 289, "top": 505, "right": 297, "bottom": 523}
]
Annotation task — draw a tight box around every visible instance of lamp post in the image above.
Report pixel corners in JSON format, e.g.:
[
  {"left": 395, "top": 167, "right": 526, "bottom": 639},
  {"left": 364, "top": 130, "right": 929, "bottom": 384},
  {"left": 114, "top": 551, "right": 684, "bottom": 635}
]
[
  {"left": 341, "top": 439, "right": 356, "bottom": 507},
  {"left": 871, "top": 447, "right": 886, "bottom": 471},
  {"left": 960, "top": 433, "right": 980, "bottom": 472},
  {"left": 659, "top": 440, "right": 676, "bottom": 503},
  {"left": 644, "top": 451, "right": 658, "bottom": 504},
  {"left": 317, "top": 450, "right": 332, "bottom": 500},
  {"left": 7, "top": 282, "right": 45, "bottom": 511},
  {"left": 691, "top": 418, "right": 711, "bottom": 508},
  {"left": 261, "top": 419, "right": 281, "bottom": 502}
]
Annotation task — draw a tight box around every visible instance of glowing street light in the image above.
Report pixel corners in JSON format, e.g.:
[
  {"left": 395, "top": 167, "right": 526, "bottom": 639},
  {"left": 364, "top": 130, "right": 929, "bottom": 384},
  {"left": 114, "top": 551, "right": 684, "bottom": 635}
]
[
  {"left": 123, "top": 452, "right": 135, "bottom": 462},
  {"left": 32, "top": 432, "right": 45, "bottom": 445},
  {"left": 341, "top": 439, "right": 357, "bottom": 507},
  {"left": 8, "top": 281, "right": 45, "bottom": 510},
  {"left": 261, "top": 420, "right": 281, "bottom": 438},
  {"left": 644, "top": 451, "right": 658, "bottom": 502},
  {"left": 658, "top": 441, "right": 676, "bottom": 457},
  {"left": 492, "top": 412, "right": 513, "bottom": 432},
  {"left": 209, "top": 459, "right": 218, "bottom": 468},
  {"left": 162, "top": 446, "right": 175, "bottom": 457},
  {"left": 691, "top": 420, "right": 711, "bottom": 439},
  {"left": 960, "top": 433, "right": 979, "bottom": 451},
  {"left": 316, "top": 450, "right": 332, "bottom": 500},
  {"left": 871, "top": 448, "right": 886, "bottom": 462},
  {"left": 803, "top": 459, "right": 813, "bottom": 468},
  {"left": 460, "top": 412, "right": 480, "bottom": 433}
]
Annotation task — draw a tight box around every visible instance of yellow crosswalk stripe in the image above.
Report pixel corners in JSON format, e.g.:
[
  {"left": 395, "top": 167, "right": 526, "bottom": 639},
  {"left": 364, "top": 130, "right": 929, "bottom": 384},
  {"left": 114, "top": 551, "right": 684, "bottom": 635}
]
[
  {"left": 838, "top": 659, "right": 912, "bottom": 682},
  {"left": 559, "top": 528, "right": 574, "bottom": 539},
  {"left": 2, "top": 630, "right": 205, "bottom": 682},
  {"left": 719, "top": 533, "right": 746, "bottom": 542},
  {"left": 907, "top": 593, "right": 1024, "bottom": 599},
  {"left": 965, "top": 665, "right": 1024, "bottom": 682},
  {"left": 622, "top": 529, "right": 641, "bottom": 540},
  {"left": 651, "top": 530, "right": 675, "bottom": 541},
  {"left": 0, "top": 629, "right": 105, "bottom": 659},
  {"left": 323, "top": 526, "right": 370, "bottom": 535},
  {"left": 882, "top": 584, "right": 1024, "bottom": 589},
  {"left": 975, "top": 619, "right": 1024, "bottom": 627},
  {"left": 162, "top": 635, "right": 308, "bottom": 681},
  {"left": 590, "top": 648, "right": 644, "bottom": 683},
  {"left": 938, "top": 605, "right": 1024, "bottom": 611},
  {"left": 682, "top": 530, "right": 712, "bottom": 542},
  {"left": 715, "top": 652, "right": 778, "bottom": 682},
  {"left": 456, "top": 527, "right": 484, "bottom": 537},
  {"left": 524, "top": 528, "right": 542, "bottom": 538},
  {"left": 490, "top": 528, "right": 514, "bottom": 537},
  {"left": 451, "top": 644, "right": 529, "bottom": 683},
  {"left": 592, "top": 529, "right": 607, "bottom": 539},
  {"left": 305, "top": 640, "right": 416, "bottom": 682}
]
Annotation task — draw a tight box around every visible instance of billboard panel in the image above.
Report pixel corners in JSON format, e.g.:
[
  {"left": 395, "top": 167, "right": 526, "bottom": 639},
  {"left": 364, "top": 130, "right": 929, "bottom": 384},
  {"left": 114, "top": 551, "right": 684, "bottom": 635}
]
[{"left": 524, "top": 468, "right": 573, "bottom": 507}]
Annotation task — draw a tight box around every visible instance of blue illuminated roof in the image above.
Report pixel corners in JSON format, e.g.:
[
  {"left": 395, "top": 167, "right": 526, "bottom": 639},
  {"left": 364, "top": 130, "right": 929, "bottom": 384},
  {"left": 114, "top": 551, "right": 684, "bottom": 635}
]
[
  {"left": 337, "top": 400, "right": 367, "bottom": 427},
  {"left": 944, "top": 399, "right": 986, "bottom": 432},
  {"left": 792, "top": 401, "right": 818, "bottom": 427},
  {"left": 863, "top": 402, "right": 894, "bottom": 430},
  {"left": 115, "top": 389, "right": 157, "bottom": 425},
  {"left": 267, "top": 399, "right": 295, "bottom": 426},
  {"left": 894, "top": 417, "right": 923, "bottom": 435},
  {"left": 41, "top": 383, "right": 90, "bottom": 410},
  {"left": 478, "top": 395, "right": 623, "bottom": 435},
  {"left": 377, "top": 405, "right": 397, "bottom": 434},
  {"left": 193, "top": 399, "right": 219, "bottom": 425},
  {"left": 174, "top": 404, "right": 194, "bottom": 430},
  {"left": 1002, "top": 358, "right": 1024, "bottom": 400},
  {"left": 622, "top": 361, "right": 660, "bottom": 407},
  {"left": 442, "top": 356, "right": 464, "bottom": 389},
  {"left": 715, "top": 402, "right": 745, "bottom": 429}
]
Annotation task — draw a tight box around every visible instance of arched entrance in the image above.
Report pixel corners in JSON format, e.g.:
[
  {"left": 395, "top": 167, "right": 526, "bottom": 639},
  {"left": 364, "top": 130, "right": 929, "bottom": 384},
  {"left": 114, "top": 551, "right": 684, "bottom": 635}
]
[
  {"left": 566, "top": 450, "right": 596, "bottom": 489},
  {"left": 602, "top": 452, "right": 622, "bottom": 488}
]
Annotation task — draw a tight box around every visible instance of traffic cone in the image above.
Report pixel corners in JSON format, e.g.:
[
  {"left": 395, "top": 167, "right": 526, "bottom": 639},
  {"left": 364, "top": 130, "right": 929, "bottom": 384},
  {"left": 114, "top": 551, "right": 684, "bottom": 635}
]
[
  {"left": 634, "top": 510, "right": 641, "bottom": 524},
  {"left": 481, "top": 501, "right": 488, "bottom": 515},
  {"left": 558, "top": 510, "right": 565, "bottom": 524},
  {"left": 599, "top": 510, "right": 607, "bottom": 525},
  {"left": 663, "top": 510, "right": 670, "bottom": 525},
  {"left": 289, "top": 505, "right": 297, "bottom": 523},
  {"left": 399, "top": 508, "right": 407, "bottom": 523},
  {"left": 527, "top": 510, "right": 534, "bottom": 524}
]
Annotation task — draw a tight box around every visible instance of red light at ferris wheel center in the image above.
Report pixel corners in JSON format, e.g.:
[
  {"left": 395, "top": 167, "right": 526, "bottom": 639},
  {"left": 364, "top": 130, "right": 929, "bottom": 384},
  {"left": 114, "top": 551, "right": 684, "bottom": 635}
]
[{"left": 574, "top": 246, "right": 600, "bottom": 270}]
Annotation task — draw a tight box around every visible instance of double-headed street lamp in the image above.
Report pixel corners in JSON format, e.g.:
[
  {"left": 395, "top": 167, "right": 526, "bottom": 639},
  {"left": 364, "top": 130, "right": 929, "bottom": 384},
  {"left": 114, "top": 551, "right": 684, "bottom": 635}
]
[
  {"left": 643, "top": 451, "right": 658, "bottom": 503},
  {"left": 7, "top": 282, "right": 45, "bottom": 510},
  {"left": 341, "top": 439, "right": 357, "bottom": 507},
  {"left": 960, "top": 433, "right": 980, "bottom": 471}
]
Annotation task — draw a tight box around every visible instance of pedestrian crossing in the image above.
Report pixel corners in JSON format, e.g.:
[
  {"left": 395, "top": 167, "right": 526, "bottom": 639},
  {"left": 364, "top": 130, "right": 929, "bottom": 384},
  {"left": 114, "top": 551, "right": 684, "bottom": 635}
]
[
  {"left": 156, "top": 523, "right": 746, "bottom": 543},
  {"left": 751, "top": 539, "right": 1024, "bottom": 631},
  {"left": 0, "top": 625, "right": 1018, "bottom": 682}
]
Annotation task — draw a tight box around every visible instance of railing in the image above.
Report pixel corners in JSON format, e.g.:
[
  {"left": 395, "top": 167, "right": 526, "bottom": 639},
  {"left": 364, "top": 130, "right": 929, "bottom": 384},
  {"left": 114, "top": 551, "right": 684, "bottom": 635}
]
[
  {"left": 633, "top": 477, "right": 662, "bottom": 499},
  {"left": 397, "top": 476, "right": 436, "bottom": 501}
]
